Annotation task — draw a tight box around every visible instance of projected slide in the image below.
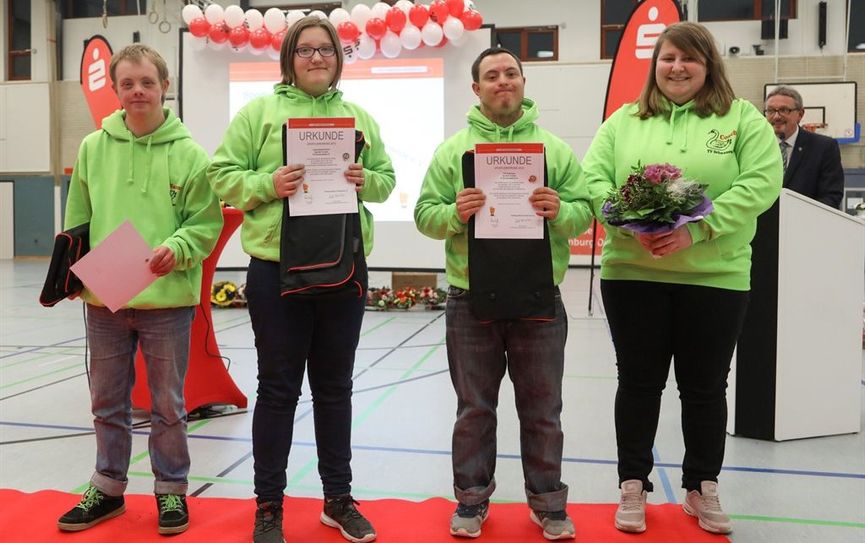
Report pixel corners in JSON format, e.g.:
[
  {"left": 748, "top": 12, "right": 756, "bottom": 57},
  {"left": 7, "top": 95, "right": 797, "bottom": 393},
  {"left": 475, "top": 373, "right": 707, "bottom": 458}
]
[{"left": 228, "top": 58, "right": 444, "bottom": 222}]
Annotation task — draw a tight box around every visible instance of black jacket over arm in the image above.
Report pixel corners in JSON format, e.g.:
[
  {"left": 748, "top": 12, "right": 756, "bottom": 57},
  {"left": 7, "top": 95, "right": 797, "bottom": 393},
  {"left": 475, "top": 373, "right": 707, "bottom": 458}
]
[{"left": 783, "top": 128, "right": 845, "bottom": 208}]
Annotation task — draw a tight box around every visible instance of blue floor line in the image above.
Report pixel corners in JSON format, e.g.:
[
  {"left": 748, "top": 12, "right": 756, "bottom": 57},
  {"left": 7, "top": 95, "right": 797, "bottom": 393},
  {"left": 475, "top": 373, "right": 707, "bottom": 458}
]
[
  {"left": 3, "top": 420, "right": 864, "bottom": 481},
  {"left": 653, "top": 446, "right": 677, "bottom": 503}
]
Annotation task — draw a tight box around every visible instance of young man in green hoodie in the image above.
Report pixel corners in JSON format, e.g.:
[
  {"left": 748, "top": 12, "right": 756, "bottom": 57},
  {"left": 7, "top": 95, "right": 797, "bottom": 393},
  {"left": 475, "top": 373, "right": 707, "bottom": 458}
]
[
  {"left": 57, "top": 44, "right": 222, "bottom": 535},
  {"left": 415, "top": 48, "right": 593, "bottom": 540}
]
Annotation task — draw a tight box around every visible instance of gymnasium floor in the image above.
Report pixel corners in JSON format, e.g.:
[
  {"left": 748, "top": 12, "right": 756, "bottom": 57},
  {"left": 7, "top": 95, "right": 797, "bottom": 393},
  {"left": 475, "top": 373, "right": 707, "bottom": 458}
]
[{"left": 1, "top": 260, "right": 863, "bottom": 542}]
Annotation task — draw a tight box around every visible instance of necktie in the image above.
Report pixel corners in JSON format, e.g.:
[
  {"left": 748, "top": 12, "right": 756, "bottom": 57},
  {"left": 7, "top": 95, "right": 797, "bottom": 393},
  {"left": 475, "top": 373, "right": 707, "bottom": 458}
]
[{"left": 779, "top": 140, "right": 789, "bottom": 171}]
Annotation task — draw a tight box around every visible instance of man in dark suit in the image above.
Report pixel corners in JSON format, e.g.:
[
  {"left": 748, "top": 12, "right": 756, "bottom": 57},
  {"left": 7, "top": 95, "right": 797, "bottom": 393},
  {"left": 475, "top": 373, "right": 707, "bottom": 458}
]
[{"left": 764, "top": 86, "right": 844, "bottom": 208}]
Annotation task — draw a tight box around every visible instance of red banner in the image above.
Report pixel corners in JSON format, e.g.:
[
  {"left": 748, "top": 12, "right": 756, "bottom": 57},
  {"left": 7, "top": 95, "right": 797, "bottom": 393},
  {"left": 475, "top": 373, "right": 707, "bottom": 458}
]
[
  {"left": 79, "top": 35, "right": 121, "bottom": 128},
  {"left": 571, "top": 0, "right": 682, "bottom": 257}
]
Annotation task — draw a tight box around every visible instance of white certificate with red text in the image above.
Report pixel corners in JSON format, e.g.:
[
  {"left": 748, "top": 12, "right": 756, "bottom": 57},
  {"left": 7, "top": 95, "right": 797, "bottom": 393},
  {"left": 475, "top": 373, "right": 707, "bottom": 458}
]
[
  {"left": 285, "top": 117, "right": 357, "bottom": 216},
  {"left": 473, "top": 142, "right": 544, "bottom": 239}
]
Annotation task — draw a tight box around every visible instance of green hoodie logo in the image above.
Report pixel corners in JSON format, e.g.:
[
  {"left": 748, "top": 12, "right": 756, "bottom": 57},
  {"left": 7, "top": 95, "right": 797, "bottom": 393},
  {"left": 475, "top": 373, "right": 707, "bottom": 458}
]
[
  {"left": 169, "top": 184, "right": 182, "bottom": 206},
  {"left": 705, "top": 129, "right": 736, "bottom": 154}
]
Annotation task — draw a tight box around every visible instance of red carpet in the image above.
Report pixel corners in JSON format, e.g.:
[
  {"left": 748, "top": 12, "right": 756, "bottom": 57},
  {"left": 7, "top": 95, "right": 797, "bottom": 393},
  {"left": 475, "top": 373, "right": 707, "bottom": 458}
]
[{"left": 0, "top": 489, "right": 730, "bottom": 542}]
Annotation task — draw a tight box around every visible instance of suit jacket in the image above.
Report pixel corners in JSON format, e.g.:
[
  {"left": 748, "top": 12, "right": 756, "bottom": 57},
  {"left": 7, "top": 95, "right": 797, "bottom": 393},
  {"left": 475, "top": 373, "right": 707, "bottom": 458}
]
[{"left": 783, "top": 128, "right": 844, "bottom": 208}]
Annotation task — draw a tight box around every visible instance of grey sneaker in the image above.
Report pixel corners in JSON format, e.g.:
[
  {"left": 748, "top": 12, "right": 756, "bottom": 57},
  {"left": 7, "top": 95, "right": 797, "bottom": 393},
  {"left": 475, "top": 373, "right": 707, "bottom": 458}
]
[
  {"left": 529, "top": 509, "right": 575, "bottom": 540},
  {"left": 253, "top": 501, "right": 285, "bottom": 543},
  {"left": 449, "top": 500, "right": 489, "bottom": 538},
  {"left": 57, "top": 485, "right": 125, "bottom": 531},
  {"left": 321, "top": 495, "right": 376, "bottom": 543},
  {"left": 683, "top": 481, "right": 733, "bottom": 534},
  {"left": 615, "top": 480, "right": 647, "bottom": 533}
]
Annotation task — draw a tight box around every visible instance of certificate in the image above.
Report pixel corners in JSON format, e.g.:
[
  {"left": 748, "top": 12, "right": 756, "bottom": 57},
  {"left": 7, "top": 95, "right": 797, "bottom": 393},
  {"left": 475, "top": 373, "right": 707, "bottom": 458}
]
[
  {"left": 473, "top": 142, "right": 545, "bottom": 239},
  {"left": 285, "top": 117, "right": 357, "bottom": 216}
]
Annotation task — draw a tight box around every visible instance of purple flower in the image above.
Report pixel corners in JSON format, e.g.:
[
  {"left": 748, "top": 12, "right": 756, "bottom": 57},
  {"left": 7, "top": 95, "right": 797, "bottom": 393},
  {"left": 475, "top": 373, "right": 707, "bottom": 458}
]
[{"left": 642, "top": 163, "right": 681, "bottom": 185}]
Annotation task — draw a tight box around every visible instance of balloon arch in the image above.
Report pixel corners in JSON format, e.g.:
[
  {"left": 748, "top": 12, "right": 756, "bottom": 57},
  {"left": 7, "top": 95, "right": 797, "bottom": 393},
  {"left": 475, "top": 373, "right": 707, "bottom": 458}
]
[{"left": 181, "top": 1, "right": 484, "bottom": 61}]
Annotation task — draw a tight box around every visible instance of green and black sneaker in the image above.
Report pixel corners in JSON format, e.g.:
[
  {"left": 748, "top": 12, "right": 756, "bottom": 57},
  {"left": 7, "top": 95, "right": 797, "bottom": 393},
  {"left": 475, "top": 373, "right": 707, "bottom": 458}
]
[
  {"left": 156, "top": 493, "right": 190, "bottom": 535},
  {"left": 57, "top": 485, "right": 126, "bottom": 531}
]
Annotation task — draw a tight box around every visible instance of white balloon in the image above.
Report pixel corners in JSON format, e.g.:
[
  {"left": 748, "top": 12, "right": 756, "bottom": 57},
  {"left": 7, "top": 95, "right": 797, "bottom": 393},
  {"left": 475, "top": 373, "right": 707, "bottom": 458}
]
[
  {"left": 249, "top": 45, "right": 265, "bottom": 56},
  {"left": 286, "top": 10, "right": 305, "bottom": 29},
  {"left": 245, "top": 9, "right": 264, "bottom": 31},
  {"left": 267, "top": 48, "right": 281, "bottom": 61},
  {"left": 395, "top": 0, "right": 414, "bottom": 15},
  {"left": 181, "top": 4, "right": 203, "bottom": 25},
  {"left": 357, "top": 34, "right": 376, "bottom": 60},
  {"left": 442, "top": 17, "right": 464, "bottom": 41},
  {"left": 421, "top": 22, "right": 443, "bottom": 46},
  {"left": 204, "top": 4, "right": 224, "bottom": 25},
  {"left": 371, "top": 2, "right": 391, "bottom": 20},
  {"left": 189, "top": 35, "right": 208, "bottom": 51},
  {"left": 308, "top": 10, "right": 327, "bottom": 20},
  {"left": 380, "top": 30, "right": 401, "bottom": 58},
  {"left": 208, "top": 39, "right": 227, "bottom": 51},
  {"left": 450, "top": 30, "right": 468, "bottom": 47},
  {"left": 329, "top": 8, "right": 351, "bottom": 26},
  {"left": 399, "top": 25, "right": 422, "bottom": 50},
  {"left": 264, "top": 8, "right": 286, "bottom": 34},
  {"left": 223, "top": 5, "right": 244, "bottom": 28},
  {"left": 351, "top": 4, "right": 372, "bottom": 29}
]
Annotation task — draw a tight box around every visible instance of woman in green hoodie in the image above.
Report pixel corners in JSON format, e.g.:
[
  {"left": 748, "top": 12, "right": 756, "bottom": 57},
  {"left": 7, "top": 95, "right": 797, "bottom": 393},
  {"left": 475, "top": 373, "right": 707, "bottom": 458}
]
[
  {"left": 581, "top": 23, "right": 781, "bottom": 535},
  {"left": 208, "top": 17, "right": 394, "bottom": 543}
]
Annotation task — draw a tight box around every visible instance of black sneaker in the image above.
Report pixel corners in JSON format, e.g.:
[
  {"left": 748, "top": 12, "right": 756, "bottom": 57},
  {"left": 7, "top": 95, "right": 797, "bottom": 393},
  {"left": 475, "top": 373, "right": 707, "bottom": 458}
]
[
  {"left": 57, "top": 485, "right": 126, "bottom": 531},
  {"left": 321, "top": 495, "right": 376, "bottom": 543},
  {"left": 253, "top": 501, "right": 285, "bottom": 543},
  {"left": 156, "top": 494, "right": 189, "bottom": 535}
]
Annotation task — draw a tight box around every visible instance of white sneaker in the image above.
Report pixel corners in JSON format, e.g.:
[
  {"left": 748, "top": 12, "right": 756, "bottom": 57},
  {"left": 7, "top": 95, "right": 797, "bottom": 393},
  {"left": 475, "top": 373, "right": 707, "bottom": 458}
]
[
  {"left": 683, "top": 481, "right": 732, "bottom": 534},
  {"left": 614, "top": 480, "right": 647, "bottom": 533}
]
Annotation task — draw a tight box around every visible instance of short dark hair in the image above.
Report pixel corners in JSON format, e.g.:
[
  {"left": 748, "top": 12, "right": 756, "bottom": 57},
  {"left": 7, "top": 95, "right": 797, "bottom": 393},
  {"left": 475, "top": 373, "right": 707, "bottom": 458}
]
[{"left": 471, "top": 47, "right": 523, "bottom": 83}]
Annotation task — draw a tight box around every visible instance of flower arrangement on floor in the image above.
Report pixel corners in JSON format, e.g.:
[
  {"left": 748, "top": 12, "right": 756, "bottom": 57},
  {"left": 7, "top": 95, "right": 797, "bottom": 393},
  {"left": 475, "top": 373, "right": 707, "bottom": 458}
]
[
  {"left": 366, "top": 286, "right": 447, "bottom": 310},
  {"left": 602, "top": 162, "right": 713, "bottom": 234},
  {"left": 211, "top": 281, "right": 247, "bottom": 308}
]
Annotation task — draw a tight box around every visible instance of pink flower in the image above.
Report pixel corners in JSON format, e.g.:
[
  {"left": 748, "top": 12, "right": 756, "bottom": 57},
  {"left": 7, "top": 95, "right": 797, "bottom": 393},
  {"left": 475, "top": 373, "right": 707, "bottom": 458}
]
[{"left": 642, "top": 163, "right": 681, "bottom": 185}]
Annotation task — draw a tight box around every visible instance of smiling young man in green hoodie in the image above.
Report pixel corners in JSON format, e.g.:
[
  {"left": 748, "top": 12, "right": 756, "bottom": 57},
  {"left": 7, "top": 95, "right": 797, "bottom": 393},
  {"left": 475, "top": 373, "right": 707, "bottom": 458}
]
[
  {"left": 415, "top": 47, "right": 593, "bottom": 540},
  {"left": 57, "top": 44, "right": 222, "bottom": 536}
]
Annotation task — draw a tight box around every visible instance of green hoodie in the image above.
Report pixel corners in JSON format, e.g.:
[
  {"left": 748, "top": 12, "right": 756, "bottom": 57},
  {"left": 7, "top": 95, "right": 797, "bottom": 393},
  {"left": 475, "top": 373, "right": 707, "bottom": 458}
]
[
  {"left": 207, "top": 84, "right": 395, "bottom": 261},
  {"left": 64, "top": 108, "right": 223, "bottom": 308},
  {"left": 582, "top": 98, "right": 782, "bottom": 291},
  {"left": 414, "top": 98, "right": 593, "bottom": 289}
]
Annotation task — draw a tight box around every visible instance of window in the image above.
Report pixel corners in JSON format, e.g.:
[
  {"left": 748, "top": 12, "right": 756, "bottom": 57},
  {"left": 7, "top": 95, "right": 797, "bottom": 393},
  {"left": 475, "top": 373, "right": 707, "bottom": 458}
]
[
  {"left": 495, "top": 26, "right": 558, "bottom": 61},
  {"left": 849, "top": 0, "right": 865, "bottom": 52},
  {"left": 697, "top": 0, "right": 796, "bottom": 22},
  {"left": 8, "top": 0, "right": 31, "bottom": 80},
  {"left": 601, "top": 0, "right": 638, "bottom": 60}
]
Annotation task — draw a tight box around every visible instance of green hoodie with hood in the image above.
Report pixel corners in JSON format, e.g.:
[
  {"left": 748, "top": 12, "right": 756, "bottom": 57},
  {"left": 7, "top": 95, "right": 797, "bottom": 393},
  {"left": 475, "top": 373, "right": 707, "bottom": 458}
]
[
  {"left": 207, "top": 84, "right": 395, "bottom": 262},
  {"left": 581, "top": 98, "right": 782, "bottom": 291},
  {"left": 64, "top": 108, "right": 223, "bottom": 308},
  {"left": 414, "top": 98, "right": 593, "bottom": 290}
]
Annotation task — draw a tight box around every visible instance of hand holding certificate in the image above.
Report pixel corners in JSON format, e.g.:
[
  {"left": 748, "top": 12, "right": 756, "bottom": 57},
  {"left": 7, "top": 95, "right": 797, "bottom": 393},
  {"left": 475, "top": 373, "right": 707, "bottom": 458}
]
[
  {"left": 473, "top": 143, "right": 545, "bottom": 239},
  {"left": 284, "top": 117, "right": 358, "bottom": 217}
]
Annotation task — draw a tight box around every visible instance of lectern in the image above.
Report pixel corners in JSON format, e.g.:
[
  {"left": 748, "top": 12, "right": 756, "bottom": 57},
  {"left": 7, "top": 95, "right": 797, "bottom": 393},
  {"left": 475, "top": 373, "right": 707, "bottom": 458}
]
[{"left": 729, "top": 189, "right": 864, "bottom": 441}]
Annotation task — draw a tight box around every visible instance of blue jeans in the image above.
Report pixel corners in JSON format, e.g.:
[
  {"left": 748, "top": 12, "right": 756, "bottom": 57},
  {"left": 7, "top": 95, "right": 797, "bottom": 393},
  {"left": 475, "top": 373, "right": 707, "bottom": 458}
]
[
  {"left": 446, "top": 287, "right": 569, "bottom": 512},
  {"left": 246, "top": 258, "right": 365, "bottom": 503},
  {"left": 86, "top": 304, "right": 194, "bottom": 497}
]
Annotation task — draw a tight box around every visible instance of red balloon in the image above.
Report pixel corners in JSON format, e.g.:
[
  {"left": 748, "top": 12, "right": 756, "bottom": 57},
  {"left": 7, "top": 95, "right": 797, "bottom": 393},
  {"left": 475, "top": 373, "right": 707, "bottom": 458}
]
[
  {"left": 429, "top": 0, "right": 450, "bottom": 23},
  {"left": 208, "top": 22, "right": 229, "bottom": 44},
  {"left": 365, "top": 17, "right": 387, "bottom": 40},
  {"left": 436, "top": 36, "right": 449, "bottom": 48},
  {"left": 461, "top": 9, "right": 483, "bottom": 31},
  {"left": 250, "top": 28, "right": 271, "bottom": 49},
  {"left": 271, "top": 30, "right": 286, "bottom": 51},
  {"left": 385, "top": 7, "right": 407, "bottom": 34},
  {"left": 188, "top": 17, "right": 210, "bottom": 38},
  {"left": 337, "top": 21, "right": 360, "bottom": 44},
  {"left": 228, "top": 25, "right": 250, "bottom": 48},
  {"left": 408, "top": 4, "right": 429, "bottom": 28},
  {"left": 446, "top": 0, "right": 466, "bottom": 18}
]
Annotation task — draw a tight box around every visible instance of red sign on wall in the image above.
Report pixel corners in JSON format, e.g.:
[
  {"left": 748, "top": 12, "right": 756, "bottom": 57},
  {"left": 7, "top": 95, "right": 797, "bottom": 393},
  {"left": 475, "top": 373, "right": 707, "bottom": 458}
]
[{"left": 79, "top": 35, "right": 121, "bottom": 128}]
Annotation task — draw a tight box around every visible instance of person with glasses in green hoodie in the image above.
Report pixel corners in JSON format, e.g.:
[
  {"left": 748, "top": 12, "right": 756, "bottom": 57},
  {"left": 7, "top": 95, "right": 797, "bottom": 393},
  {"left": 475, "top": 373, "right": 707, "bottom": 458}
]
[
  {"left": 208, "top": 16, "right": 394, "bottom": 543},
  {"left": 57, "top": 44, "right": 223, "bottom": 536},
  {"left": 581, "top": 22, "right": 782, "bottom": 536},
  {"left": 415, "top": 47, "right": 593, "bottom": 541}
]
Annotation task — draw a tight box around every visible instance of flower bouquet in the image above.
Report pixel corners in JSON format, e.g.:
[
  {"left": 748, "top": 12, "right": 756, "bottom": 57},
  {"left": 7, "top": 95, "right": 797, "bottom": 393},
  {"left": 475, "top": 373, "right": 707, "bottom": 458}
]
[
  {"left": 601, "top": 163, "right": 713, "bottom": 234},
  {"left": 418, "top": 286, "right": 447, "bottom": 310},
  {"left": 366, "top": 287, "right": 395, "bottom": 310}
]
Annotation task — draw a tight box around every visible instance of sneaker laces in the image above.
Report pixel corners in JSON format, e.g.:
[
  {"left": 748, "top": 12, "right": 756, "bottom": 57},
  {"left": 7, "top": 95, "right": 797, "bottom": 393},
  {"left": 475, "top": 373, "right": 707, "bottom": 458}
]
[
  {"left": 158, "top": 494, "right": 184, "bottom": 513},
  {"left": 620, "top": 492, "right": 644, "bottom": 511},
  {"left": 254, "top": 504, "right": 281, "bottom": 534},
  {"left": 77, "top": 487, "right": 105, "bottom": 511},
  {"left": 329, "top": 496, "right": 364, "bottom": 520},
  {"left": 701, "top": 493, "right": 723, "bottom": 513}
]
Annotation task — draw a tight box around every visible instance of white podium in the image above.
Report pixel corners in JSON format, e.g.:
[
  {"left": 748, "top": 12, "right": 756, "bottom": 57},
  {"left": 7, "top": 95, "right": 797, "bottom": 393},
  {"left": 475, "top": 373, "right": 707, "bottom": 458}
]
[{"left": 728, "top": 189, "right": 864, "bottom": 441}]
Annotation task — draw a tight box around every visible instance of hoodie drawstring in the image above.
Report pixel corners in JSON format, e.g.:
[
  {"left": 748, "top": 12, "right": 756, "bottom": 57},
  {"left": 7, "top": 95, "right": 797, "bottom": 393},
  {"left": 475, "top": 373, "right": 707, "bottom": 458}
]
[
  {"left": 141, "top": 136, "right": 153, "bottom": 193},
  {"left": 666, "top": 106, "right": 690, "bottom": 153}
]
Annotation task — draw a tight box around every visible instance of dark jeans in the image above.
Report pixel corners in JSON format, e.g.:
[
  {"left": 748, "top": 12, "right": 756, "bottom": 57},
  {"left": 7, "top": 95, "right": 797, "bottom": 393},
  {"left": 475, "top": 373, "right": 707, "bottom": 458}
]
[
  {"left": 600, "top": 279, "right": 749, "bottom": 492},
  {"left": 446, "top": 287, "right": 569, "bottom": 512},
  {"left": 246, "top": 257, "right": 365, "bottom": 503}
]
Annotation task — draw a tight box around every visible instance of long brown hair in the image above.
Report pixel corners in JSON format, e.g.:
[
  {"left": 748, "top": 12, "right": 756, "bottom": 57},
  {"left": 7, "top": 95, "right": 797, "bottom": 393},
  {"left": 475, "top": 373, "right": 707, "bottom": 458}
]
[
  {"left": 637, "top": 22, "right": 734, "bottom": 118},
  {"left": 279, "top": 16, "right": 344, "bottom": 90}
]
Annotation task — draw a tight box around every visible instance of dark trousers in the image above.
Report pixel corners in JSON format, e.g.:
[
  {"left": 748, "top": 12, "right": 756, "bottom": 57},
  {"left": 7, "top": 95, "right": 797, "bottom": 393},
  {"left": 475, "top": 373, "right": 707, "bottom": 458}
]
[
  {"left": 246, "top": 257, "right": 365, "bottom": 503},
  {"left": 600, "top": 279, "right": 749, "bottom": 492}
]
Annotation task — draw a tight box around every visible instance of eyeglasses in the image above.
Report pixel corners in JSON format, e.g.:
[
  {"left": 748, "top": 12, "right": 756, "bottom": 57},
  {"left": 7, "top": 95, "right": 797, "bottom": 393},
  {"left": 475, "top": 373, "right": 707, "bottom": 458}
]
[
  {"left": 764, "top": 107, "right": 800, "bottom": 116},
  {"left": 294, "top": 46, "right": 337, "bottom": 58}
]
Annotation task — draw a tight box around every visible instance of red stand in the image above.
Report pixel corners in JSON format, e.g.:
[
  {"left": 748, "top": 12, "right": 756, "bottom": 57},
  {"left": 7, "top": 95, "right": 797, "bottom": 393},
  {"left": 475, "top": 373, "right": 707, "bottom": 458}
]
[{"left": 131, "top": 207, "right": 248, "bottom": 413}]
